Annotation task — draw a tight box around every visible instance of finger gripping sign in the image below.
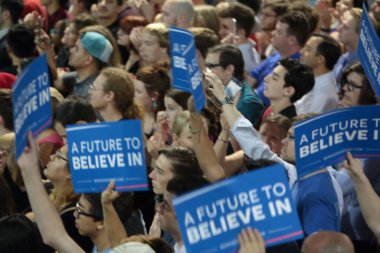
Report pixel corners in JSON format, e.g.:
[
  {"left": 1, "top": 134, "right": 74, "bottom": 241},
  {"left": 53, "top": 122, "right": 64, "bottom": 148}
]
[
  {"left": 173, "top": 164, "right": 303, "bottom": 253},
  {"left": 170, "top": 26, "right": 206, "bottom": 112},
  {"left": 294, "top": 105, "right": 380, "bottom": 177},
  {"left": 12, "top": 53, "right": 52, "bottom": 160},
  {"left": 67, "top": 120, "right": 148, "bottom": 193}
]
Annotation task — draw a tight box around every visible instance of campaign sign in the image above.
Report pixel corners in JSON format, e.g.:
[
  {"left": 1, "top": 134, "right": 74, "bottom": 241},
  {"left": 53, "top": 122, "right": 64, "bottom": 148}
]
[
  {"left": 294, "top": 106, "right": 380, "bottom": 177},
  {"left": 169, "top": 26, "right": 206, "bottom": 112},
  {"left": 357, "top": 4, "right": 380, "bottom": 97},
  {"left": 173, "top": 164, "right": 304, "bottom": 253},
  {"left": 66, "top": 120, "right": 148, "bottom": 193},
  {"left": 12, "top": 53, "right": 52, "bottom": 160}
]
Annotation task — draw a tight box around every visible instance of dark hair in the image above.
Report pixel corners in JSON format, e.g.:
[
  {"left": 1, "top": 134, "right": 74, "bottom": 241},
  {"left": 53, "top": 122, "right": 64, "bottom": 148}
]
[
  {"left": 136, "top": 62, "right": 171, "bottom": 112},
  {"left": 243, "top": 158, "right": 278, "bottom": 172},
  {"left": 6, "top": 24, "right": 37, "bottom": 59},
  {"left": 238, "top": 0, "right": 261, "bottom": 14},
  {"left": 158, "top": 146, "right": 203, "bottom": 177},
  {"left": 279, "top": 11, "right": 310, "bottom": 47},
  {"left": 0, "top": 0, "right": 23, "bottom": 24},
  {"left": 218, "top": 2, "right": 255, "bottom": 38},
  {"left": 279, "top": 58, "right": 314, "bottom": 103},
  {"left": 0, "top": 89, "right": 13, "bottom": 131},
  {"left": 166, "top": 175, "right": 209, "bottom": 196},
  {"left": 339, "top": 63, "right": 377, "bottom": 105},
  {"left": 289, "top": 2, "right": 319, "bottom": 34},
  {"left": 70, "top": 13, "right": 99, "bottom": 35},
  {"left": 208, "top": 44, "right": 245, "bottom": 81},
  {"left": 82, "top": 192, "right": 133, "bottom": 222},
  {"left": 189, "top": 27, "right": 219, "bottom": 59},
  {"left": 0, "top": 177, "right": 15, "bottom": 217},
  {"left": 124, "top": 235, "right": 173, "bottom": 253},
  {"left": 55, "top": 95, "right": 97, "bottom": 126},
  {"left": 311, "top": 32, "right": 341, "bottom": 70},
  {"left": 0, "top": 214, "right": 46, "bottom": 253},
  {"left": 78, "top": 0, "right": 97, "bottom": 12},
  {"left": 263, "top": 0, "right": 288, "bottom": 17},
  {"left": 165, "top": 89, "right": 191, "bottom": 110},
  {"left": 119, "top": 15, "right": 149, "bottom": 34}
]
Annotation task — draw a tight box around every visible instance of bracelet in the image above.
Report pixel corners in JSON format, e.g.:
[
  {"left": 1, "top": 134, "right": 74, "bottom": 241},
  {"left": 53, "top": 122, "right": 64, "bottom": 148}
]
[
  {"left": 217, "top": 136, "right": 229, "bottom": 143},
  {"left": 189, "top": 125, "right": 201, "bottom": 134}
]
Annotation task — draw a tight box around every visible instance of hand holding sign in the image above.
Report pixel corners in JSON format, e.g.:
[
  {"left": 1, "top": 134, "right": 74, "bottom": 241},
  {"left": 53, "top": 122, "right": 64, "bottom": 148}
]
[
  {"left": 17, "top": 131, "right": 39, "bottom": 172},
  {"left": 101, "top": 180, "right": 120, "bottom": 205},
  {"left": 342, "top": 151, "right": 366, "bottom": 181},
  {"left": 238, "top": 228, "right": 266, "bottom": 253}
]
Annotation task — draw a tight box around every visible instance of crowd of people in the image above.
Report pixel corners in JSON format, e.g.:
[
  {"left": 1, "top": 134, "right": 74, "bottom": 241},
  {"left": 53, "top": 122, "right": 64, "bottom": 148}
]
[{"left": 0, "top": 0, "right": 380, "bottom": 252}]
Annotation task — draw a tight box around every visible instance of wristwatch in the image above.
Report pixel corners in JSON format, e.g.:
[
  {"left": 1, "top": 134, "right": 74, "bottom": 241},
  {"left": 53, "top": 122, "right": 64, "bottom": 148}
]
[{"left": 219, "top": 96, "right": 234, "bottom": 106}]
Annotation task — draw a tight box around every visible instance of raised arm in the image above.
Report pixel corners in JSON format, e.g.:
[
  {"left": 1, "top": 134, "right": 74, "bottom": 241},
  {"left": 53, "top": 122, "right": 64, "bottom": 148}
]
[
  {"left": 17, "top": 132, "right": 84, "bottom": 253},
  {"left": 101, "top": 180, "right": 128, "bottom": 248},
  {"left": 343, "top": 152, "right": 380, "bottom": 239},
  {"left": 189, "top": 97, "right": 225, "bottom": 182}
]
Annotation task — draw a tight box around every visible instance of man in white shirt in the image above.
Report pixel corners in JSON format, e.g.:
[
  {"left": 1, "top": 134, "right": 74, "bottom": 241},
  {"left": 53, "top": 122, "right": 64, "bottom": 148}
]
[{"left": 296, "top": 32, "right": 341, "bottom": 114}]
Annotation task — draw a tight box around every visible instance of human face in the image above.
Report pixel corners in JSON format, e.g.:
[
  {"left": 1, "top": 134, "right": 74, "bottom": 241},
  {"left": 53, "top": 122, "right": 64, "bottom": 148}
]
[
  {"left": 149, "top": 154, "right": 174, "bottom": 194},
  {"left": 96, "top": 0, "right": 121, "bottom": 20},
  {"left": 281, "top": 127, "right": 295, "bottom": 163},
  {"left": 175, "top": 124, "right": 193, "bottom": 149},
  {"left": 337, "top": 12, "right": 358, "bottom": 46},
  {"left": 263, "top": 65, "right": 287, "bottom": 101},
  {"left": 73, "top": 195, "right": 99, "bottom": 237},
  {"left": 161, "top": 0, "right": 178, "bottom": 26},
  {"left": 218, "top": 17, "right": 235, "bottom": 39},
  {"left": 139, "top": 32, "right": 165, "bottom": 65},
  {"left": 259, "top": 122, "right": 284, "bottom": 156},
  {"left": 338, "top": 72, "right": 363, "bottom": 107},
  {"left": 204, "top": 53, "right": 229, "bottom": 85},
  {"left": 260, "top": 7, "right": 278, "bottom": 31},
  {"left": 44, "top": 146, "right": 70, "bottom": 183},
  {"left": 88, "top": 74, "right": 108, "bottom": 111},
  {"left": 271, "top": 22, "right": 290, "bottom": 53},
  {"left": 68, "top": 0, "right": 84, "bottom": 18},
  {"left": 164, "top": 96, "right": 183, "bottom": 129},
  {"left": 69, "top": 40, "right": 90, "bottom": 69},
  {"left": 117, "top": 29, "right": 130, "bottom": 47},
  {"left": 157, "top": 191, "right": 180, "bottom": 234},
  {"left": 300, "top": 36, "right": 322, "bottom": 69},
  {"left": 371, "top": 0, "right": 380, "bottom": 21},
  {"left": 54, "top": 122, "right": 67, "bottom": 144},
  {"left": 134, "top": 79, "right": 152, "bottom": 112}
]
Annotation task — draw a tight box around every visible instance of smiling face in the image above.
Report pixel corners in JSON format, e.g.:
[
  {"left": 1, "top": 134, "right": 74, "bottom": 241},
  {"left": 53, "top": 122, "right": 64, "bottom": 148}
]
[{"left": 148, "top": 154, "right": 174, "bottom": 194}]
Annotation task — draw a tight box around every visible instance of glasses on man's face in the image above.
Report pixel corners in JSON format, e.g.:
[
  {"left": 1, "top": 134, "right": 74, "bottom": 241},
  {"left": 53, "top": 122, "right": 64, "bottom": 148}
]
[
  {"left": 205, "top": 63, "right": 222, "bottom": 69},
  {"left": 75, "top": 202, "right": 98, "bottom": 219},
  {"left": 344, "top": 80, "right": 363, "bottom": 92},
  {"left": 54, "top": 149, "right": 68, "bottom": 161},
  {"left": 89, "top": 84, "right": 104, "bottom": 91}
]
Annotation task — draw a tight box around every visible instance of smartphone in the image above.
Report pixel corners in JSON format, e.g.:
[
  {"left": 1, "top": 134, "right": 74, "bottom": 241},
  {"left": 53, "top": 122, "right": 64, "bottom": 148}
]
[{"left": 232, "top": 18, "right": 237, "bottom": 36}]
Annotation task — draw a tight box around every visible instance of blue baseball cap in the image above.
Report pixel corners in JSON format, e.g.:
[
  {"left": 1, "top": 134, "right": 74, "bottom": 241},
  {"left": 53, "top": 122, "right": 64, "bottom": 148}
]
[{"left": 80, "top": 31, "right": 113, "bottom": 63}]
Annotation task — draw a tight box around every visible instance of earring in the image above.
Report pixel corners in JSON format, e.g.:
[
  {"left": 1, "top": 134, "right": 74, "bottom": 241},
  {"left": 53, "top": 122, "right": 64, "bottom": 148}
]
[{"left": 152, "top": 99, "right": 158, "bottom": 110}]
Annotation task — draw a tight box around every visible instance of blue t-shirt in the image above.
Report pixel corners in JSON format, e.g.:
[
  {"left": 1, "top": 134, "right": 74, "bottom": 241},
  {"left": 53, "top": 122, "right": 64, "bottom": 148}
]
[{"left": 292, "top": 171, "right": 340, "bottom": 236}]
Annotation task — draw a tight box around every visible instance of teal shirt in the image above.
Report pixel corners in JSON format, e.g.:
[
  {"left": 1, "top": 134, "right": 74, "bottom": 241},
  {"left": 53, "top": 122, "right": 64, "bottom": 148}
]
[{"left": 236, "top": 82, "right": 264, "bottom": 127}]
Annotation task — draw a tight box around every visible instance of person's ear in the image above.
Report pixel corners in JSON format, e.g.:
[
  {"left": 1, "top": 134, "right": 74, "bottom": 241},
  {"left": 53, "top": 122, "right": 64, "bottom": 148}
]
[
  {"left": 96, "top": 222, "right": 104, "bottom": 231},
  {"left": 225, "top": 64, "right": 235, "bottom": 77},
  {"left": 105, "top": 90, "right": 115, "bottom": 102},
  {"left": 283, "top": 85, "right": 295, "bottom": 98},
  {"left": 288, "top": 35, "right": 297, "bottom": 46}
]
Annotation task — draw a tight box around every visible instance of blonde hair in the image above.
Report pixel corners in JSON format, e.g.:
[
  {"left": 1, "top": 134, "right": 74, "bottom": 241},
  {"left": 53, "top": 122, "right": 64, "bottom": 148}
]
[{"left": 143, "top": 23, "right": 169, "bottom": 52}]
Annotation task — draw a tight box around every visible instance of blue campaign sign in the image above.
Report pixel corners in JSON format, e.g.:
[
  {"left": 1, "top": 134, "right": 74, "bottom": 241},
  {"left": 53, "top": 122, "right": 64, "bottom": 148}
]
[
  {"left": 66, "top": 120, "right": 149, "bottom": 193},
  {"left": 169, "top": 26, "right": 206, "bottom": 112},
  {"left": 173, "top": 164, "right": 303, "bottom": 253},
  {"left": 12, "top": 54, "right": 52, "bottom": 160},
  {"left": 294, "top": 106, "right": 380, "bottom": 177},
  {"left": 357, "top": 5, "right": 380, "bottom": 98}
]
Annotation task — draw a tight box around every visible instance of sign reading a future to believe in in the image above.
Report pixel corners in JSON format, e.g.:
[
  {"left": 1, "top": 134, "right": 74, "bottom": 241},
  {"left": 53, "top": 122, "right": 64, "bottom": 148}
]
[
  {"left": 173, "top": 164, "right": 303, "bottom": 253},
  {"left": 67, "top": 120, "right": 148, "bottom": 193}
]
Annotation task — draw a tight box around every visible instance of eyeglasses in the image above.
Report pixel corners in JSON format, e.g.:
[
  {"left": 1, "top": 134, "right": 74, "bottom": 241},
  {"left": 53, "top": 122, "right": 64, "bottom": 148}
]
[
  {"left": 205, "top": 63, "right": 222, "bottom": 69},
  {"left": 344, "top": 80, "right": 363, "bottom": 92},
  {"left": 54, "top": 149, "right": 68, "bottom": 161},
  {"left": 286, "top": 134, "right": 295, "bottom": 140},
  {"left": 75, "top": 202, "right": 98, "bottom": 219},
  {"left": 89, "top": 84, "right": 104, "bottom": 91}
]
